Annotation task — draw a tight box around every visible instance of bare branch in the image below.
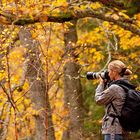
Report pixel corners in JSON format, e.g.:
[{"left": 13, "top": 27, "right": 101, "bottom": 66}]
[
  {"left": 0, "top": 83, "right": 18, "bottom": 112},
  {"left": 0, "top": 103, "right": 11, "bottom": 140}
]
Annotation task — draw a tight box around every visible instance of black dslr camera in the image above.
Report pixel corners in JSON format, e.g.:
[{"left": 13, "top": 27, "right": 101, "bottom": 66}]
[{"left": 86, "top": 70, "right": 110, "bottom": 80}]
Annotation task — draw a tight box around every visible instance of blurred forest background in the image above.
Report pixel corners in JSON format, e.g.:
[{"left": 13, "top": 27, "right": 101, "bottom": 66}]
[{"left": 0, "top": 0, "right": 140, "bottom": 140}]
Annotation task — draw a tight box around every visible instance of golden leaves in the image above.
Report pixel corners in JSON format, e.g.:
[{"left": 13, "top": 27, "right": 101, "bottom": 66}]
[
  {"left": 90, "top": 2, "right": 102, "bottom": 10},
  {"left": 136, "top": 13, "right": 140, "bottom": 21},
  {"left": 37, "top": 13, "right": 48, "bottom": 22},
  {"left": 0, "top": 15, "right": 10, "bottom": 24},
  {"left": 1, "top": 1, "right": 140, "bottom": 140}
]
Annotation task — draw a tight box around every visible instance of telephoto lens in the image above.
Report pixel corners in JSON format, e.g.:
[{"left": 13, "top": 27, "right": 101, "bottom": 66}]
[
  {"left": 86, "top": 72, "right": 100, "bottom": 80},
  {"left": 86, "top": 70, "right": 110, "bottom": 80}
]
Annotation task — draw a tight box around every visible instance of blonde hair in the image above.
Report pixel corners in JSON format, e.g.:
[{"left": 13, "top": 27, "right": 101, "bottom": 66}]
[{"left": 108, "top": 60, "right": 132, "bottom": 76}]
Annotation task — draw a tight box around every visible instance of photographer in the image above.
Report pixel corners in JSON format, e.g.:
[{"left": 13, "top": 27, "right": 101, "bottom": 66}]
[{"left": 95, "top": 60, "right": 132, "bottom": 140}]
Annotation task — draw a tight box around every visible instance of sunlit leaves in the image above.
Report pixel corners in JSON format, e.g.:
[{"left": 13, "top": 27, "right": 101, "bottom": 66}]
[
  {"left": 90, "top": 2, "right": 102, "bottom": 10},
  {"left": 0, "top": 0, "right": 140, "bottom": 139},
  {"left": 9, "top": 47, "right": 26, "bottom": 84},
  {"left": 0, "top": 70, "right": 6, "bottom": 81}
]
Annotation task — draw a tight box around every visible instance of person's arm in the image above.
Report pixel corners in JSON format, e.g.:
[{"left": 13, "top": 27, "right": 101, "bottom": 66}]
[{"left": 95, "top": 84, "right": 117, "bottom": 105}]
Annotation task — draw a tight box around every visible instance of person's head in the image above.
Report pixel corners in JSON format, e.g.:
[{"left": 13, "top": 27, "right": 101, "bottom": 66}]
[{"left": 108, "top": 60, "right": 132, "bottom": 80}]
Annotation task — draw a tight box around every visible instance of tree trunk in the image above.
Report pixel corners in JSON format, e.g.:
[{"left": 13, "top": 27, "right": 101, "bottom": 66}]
[
  {"left": 19, "top": 27, "right": 55, "bottom": 140},
  {"left": 62, "top": 20, "right": 84, "bottom": 140},
  {"left": 0, "top": 25, "right": 4, "bottom": 72}
]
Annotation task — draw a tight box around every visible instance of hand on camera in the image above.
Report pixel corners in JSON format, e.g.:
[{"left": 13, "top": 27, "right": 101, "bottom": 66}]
[{"left": 99, "top": 75, "right": 107, "bottom": 84}]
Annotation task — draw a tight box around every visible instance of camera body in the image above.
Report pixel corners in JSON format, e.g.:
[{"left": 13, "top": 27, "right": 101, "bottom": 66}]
[{"left": 86, "top": 70, "right": 110, "bottom": 80}]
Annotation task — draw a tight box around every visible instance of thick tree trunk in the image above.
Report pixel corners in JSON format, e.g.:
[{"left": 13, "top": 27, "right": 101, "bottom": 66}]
[
  {"left": 19, "top": 27, "right": 55, "bottom": 140},
  {"left": 63, "top": 62, "right": 84, "bottom": 140},
  {"left": 62, "top": 20, "right": 84, "bottom": 140}
]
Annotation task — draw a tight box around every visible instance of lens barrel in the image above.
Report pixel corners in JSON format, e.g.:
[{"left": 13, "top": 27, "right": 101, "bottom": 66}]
[
  {"left": 86, "top": 72, "right": 95, "bottom": 80},
  {"left": 86, "top": 70, "right": 110, "bottom": 80}
]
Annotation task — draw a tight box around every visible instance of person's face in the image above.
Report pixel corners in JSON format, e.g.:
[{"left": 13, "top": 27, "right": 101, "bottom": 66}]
[{"left": 108, "top": 67, "right": 118, "bottom": 80}]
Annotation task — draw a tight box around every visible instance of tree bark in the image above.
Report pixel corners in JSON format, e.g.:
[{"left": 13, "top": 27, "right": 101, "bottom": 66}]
[
  {"left": 62, "top": 20, "right": 84, "bottom": 140},
  {"left": 19, "top": 27, "right": 55, "bottom": 140}
]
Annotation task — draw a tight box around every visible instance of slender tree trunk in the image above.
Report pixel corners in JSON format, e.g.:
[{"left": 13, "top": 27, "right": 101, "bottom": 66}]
[
  {"left": 19, "top": 27, "right": 55, "bottom": 140},
  {"left": 0, "top": 25, "right": 4, "bottom": 73},
  {"left": 62, "top": 20, "right": 85, "bottom": 140}
]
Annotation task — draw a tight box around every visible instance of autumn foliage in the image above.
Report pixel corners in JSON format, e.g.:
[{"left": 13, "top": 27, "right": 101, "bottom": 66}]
[{"left": 0, "top": 0, "right": 140, "bottom": 140}]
